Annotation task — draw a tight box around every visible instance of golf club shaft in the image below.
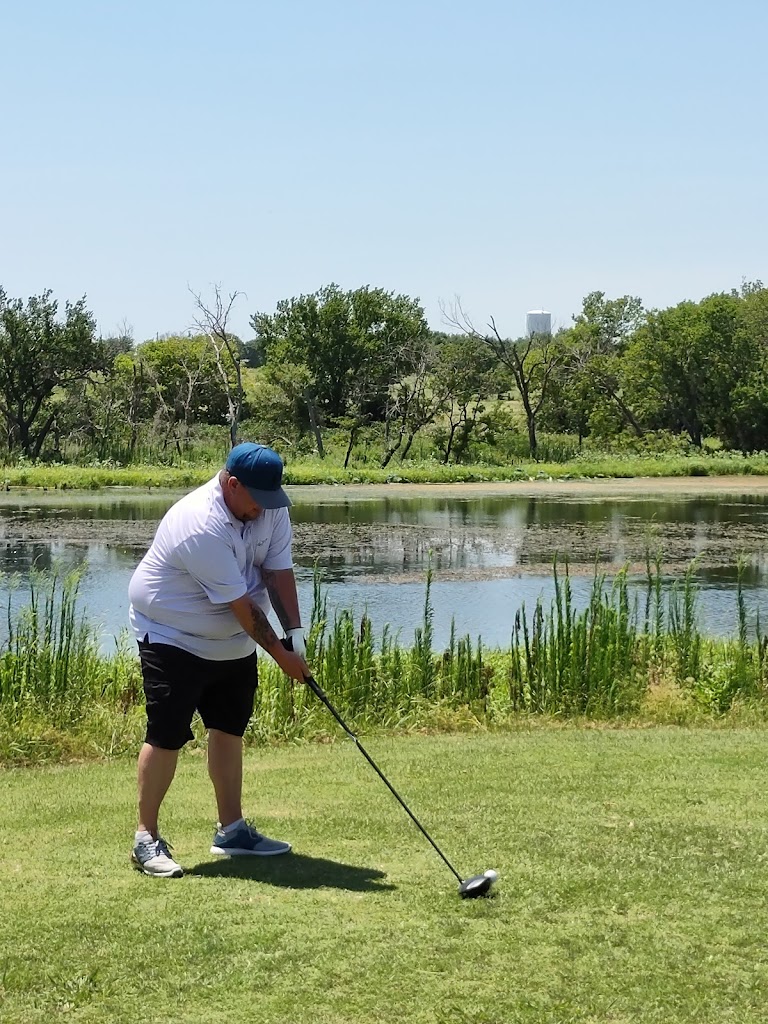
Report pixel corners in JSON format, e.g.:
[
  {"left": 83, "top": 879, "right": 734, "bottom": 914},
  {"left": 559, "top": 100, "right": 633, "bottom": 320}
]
[{"left": 304, "top": 675, "right": 463, "bottom": 883}]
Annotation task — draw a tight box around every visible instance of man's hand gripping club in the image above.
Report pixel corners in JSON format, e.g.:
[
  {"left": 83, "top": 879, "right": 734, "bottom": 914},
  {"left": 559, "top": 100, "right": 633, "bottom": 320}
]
[{"left": 229, "top": 595, "right": 310, "bottom": 681}]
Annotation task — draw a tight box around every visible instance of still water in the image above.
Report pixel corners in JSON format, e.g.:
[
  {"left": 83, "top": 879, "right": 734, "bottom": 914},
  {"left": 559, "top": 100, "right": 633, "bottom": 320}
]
[{"left": 1, "top": 484, "right": 767, "bottom": 651}]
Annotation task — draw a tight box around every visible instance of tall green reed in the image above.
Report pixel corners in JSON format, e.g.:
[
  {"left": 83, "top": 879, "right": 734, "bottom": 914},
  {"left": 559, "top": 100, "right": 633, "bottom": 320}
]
[
  {"left": 5, "top": 556, "right": 768, "bottom": 763},
  {"left": 2, "top": 568, "right": 91, "bottom": 722},
  {"left": 688, "top": 559, "right": 768, "bottom": 712},
  {"left": 508, "top": 560, "right": 644, "bottom": 716},
  {"left": 250, "top": 563, "right": 487, "bottom": 739},
  {"left": 668, "top": 562, "right": 702, "bottom": 681},
  {"left": 0, "top": 568, "right": 141, "bottom": 731}
]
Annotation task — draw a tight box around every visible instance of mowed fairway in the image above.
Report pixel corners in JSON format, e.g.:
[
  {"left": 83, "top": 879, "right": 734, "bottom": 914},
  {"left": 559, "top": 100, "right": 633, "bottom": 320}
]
[{"left": 2, "top": 729, "right": 768, "bottom": 1023}]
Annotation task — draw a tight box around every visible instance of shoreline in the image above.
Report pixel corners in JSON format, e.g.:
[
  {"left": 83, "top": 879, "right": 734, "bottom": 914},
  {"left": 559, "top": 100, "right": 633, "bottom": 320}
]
[
  {"left": 1, "top": 476, "right": 765, "bottom": 575},
  {"left": 1, "top": 473, "right": 768, "bottom": 506},
  {"left": 286, "top": 475, "right": 768, "bottom": 501}
]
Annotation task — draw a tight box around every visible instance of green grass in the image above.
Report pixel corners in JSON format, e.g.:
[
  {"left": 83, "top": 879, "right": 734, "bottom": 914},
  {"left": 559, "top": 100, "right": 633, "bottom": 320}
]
[
  {"left": 3, "top": 449, "right": 768, "bottom": 490},
  {"left": 3, "top": 728, "right": 768, "bottom": 1022}
]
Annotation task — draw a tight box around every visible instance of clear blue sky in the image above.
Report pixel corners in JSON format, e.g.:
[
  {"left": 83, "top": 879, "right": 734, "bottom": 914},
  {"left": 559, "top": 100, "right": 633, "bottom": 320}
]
[{"left": 1, "top": 0, "right": 766, "bottom": 341}]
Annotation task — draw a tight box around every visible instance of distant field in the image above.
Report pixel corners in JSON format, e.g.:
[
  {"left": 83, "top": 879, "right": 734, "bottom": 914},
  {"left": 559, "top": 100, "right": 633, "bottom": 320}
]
[{"left": 3, "top": 729, "right": 768, "bottom": 1023}]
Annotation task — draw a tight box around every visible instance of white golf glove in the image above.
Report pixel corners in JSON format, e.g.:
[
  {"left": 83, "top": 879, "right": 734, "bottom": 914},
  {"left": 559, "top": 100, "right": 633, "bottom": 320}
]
[{"left": 284, "top": 627, "right": 306, "bottom": 659}]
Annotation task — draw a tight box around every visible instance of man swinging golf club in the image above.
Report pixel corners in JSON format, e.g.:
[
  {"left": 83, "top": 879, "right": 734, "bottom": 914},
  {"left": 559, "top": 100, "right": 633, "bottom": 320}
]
[{"left": 128, "top": 442, "right": 310, "bottom": 878}]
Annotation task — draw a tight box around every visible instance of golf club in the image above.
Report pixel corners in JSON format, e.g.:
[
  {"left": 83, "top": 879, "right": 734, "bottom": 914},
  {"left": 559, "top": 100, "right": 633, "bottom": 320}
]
[{"left": 303, "top": 672, "right": 497, "bottom": 899}]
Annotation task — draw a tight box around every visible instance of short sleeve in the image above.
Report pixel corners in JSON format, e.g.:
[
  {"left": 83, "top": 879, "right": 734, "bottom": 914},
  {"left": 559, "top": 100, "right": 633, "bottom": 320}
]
[
  {"left": 262, "top": 509, "right": 294, "bottom": 571},
  {"left": 175, "top": 531, "right": 247, "bottom": 605}
]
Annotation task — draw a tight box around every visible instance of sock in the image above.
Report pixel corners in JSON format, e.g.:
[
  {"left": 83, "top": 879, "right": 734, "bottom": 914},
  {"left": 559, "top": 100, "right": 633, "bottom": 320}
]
[
  {"left": 220, "top": 817, "right": 245, "bottom": 834},
  {"left": 135, "top": 829, "right": 154, "bottom": 845}
]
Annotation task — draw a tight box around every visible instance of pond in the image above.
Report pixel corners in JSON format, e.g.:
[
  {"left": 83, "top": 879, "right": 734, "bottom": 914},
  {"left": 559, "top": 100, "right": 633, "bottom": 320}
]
[{"left": 1, "top": 479, "right": 767, "bottom": 651}]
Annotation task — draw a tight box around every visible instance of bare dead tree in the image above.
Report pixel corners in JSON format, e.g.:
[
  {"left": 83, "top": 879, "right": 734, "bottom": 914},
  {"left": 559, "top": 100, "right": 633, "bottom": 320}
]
[
  {"left": 127, "top": 359, "right": 145, "bottom": 457},
  {"left": 176, "top": 344, "right": 216, "bottom": 436},
  {"left": 380, "top": 335, "right": 454, "bottom": 467},
  {"left": 441, "top": 299, "right": 563, "bottom": 459},
  {"left": 442, "top": 391, "right": 487, "bottom": 464},
  {"left": 304, "top": 386, "right": 325, "bottom": 459},
  {"left": 190, "top": 285, "right": 245, "bottom": 449},
  {"left": 142, "top": 360, "right": 184, "bottom": 455}
]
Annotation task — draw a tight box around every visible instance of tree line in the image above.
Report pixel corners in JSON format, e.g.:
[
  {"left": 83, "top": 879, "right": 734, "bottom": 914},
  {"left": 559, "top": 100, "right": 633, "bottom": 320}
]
[{"left": 0, "top": 280, "right": 766, "bottom": 466}]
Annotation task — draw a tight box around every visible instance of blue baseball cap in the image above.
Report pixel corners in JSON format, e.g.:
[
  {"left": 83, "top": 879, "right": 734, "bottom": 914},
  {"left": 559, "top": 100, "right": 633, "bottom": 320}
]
[{"left": 225, "top": 443, "right": 291, "bottom": 509}]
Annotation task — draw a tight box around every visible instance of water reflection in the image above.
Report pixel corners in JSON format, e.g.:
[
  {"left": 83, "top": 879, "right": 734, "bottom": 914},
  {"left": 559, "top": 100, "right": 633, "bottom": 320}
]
[
  {"left": 0, "top": 488, "right": 766, "bottom": 650},
  {"left": 3, "top": 550, "right": 763, "bottom": 654},
  {"left": 3, "top": 489, "right": 767, "bottom": 525},
  {"left": 0, "top": 494, "right": 178, "bottom": 522},
  {"left": 0, "top": 541, "right": 84, "bottom": 575},
  {"left": 287, "top": 493, "right": 768, "bottom": 529}
]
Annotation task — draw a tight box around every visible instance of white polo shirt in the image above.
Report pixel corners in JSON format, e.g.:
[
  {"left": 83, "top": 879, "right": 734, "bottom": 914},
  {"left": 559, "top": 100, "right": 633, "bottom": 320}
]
[{"left": 128, "top": 474, "right": 294, "bottom": 660}]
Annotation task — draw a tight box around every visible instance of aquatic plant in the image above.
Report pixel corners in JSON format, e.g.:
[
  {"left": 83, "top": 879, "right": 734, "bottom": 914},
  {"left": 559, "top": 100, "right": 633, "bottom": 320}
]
[{"left": 2, "top": 559, "right": 768, "bottom": 763}]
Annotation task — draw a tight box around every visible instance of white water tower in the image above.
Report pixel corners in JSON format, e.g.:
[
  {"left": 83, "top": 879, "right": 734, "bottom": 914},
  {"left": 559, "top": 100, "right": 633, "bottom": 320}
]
[{"left": 526, "top": 309, "right": 552, "bottom": 337}]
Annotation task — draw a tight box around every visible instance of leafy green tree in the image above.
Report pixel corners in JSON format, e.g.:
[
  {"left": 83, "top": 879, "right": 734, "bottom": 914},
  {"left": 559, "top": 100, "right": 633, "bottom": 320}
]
[
  {"left": 251, "top": 284, "right": 430, "bottom": 428},
  {"left": 566, "top": 291, "right": 646, "bottom": 439},
  {"left": 101, "top": 320, "right": 135, "bottom": 361},
  {"left": 247, "top": 362, "right": 316, "bottom": 451},
  {"left": 242, "top": 337, "right": 266, "bottom": 368},
  {"left": 136, "top": 335, "right": 230, "bottom": 432},
  {"left": 52, "top": 353, "right": 149, "bottom": 463},
  {"left": 538, "top": 356, "right": 601, "bottom": 444},
  {"left": 716, "top": 284, "right": 768, "bottom": 450},
  {"left": 0, "top": 289, "right": 103, "bottom": 458},
  {"left": 573, "top": 291, "right": 645, "bottom": 353},
  {"left": 623, "top": 293, "right": 743, "bottom": 447}
]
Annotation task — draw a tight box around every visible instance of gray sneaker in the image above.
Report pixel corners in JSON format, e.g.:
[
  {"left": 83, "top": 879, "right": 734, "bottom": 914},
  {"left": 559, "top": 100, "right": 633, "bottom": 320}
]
[
  {"left": 131, "top": 835, "right": 184, "bottom": 877},
  {"left": 211, "top": 820, "right": 292, "bottom": 857}
]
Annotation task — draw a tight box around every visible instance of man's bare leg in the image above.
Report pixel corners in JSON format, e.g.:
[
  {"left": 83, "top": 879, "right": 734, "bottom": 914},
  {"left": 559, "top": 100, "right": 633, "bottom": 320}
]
[
  {"left": 137, "top": 742, "right": 179, "bottom": 837},
  {"left": 207, "top": 729, "right": 243, "bottom": 827}
]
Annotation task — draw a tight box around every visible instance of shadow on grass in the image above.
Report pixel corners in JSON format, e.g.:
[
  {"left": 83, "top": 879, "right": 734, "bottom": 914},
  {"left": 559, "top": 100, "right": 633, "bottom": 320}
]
[{"left": 187, "top": 852, "right": 396, "bottom": 892}]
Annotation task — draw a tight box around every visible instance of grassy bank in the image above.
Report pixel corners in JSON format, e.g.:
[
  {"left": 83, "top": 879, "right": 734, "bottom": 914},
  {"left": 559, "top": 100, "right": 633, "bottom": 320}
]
[
  {"left": 1, "top": 564, "right": 767, "bottom": 766},
  {"left": 2, "top": 449, "right": 768, "bottom": 491},
  {"left": 3, "top": 729, "right": 768, "bottom": 1022}
]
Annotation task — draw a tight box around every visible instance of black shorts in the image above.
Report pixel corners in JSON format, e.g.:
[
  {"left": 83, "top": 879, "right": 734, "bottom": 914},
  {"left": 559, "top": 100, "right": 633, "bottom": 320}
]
[{"left": 138, "top": 639, "right": 259, "bottom": 750}]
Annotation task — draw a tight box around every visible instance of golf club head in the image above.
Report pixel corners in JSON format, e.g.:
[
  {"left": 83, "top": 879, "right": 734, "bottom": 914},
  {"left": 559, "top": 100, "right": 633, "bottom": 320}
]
[{"left": 458, "top": 873, "right": 496, "bottom": 899}]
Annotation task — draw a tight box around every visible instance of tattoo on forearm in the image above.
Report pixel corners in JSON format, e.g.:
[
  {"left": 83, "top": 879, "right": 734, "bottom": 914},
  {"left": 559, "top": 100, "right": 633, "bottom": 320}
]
[
  {"left": 249, "top": 604, "right": 278, "bottom": 649},
  {"left": 262, "top": 568, "right": 291, "bottom": 631}
]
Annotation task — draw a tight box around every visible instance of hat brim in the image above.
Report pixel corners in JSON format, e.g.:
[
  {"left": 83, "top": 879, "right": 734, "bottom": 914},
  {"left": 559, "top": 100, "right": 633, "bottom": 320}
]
[{"left": 242, "top": 485, "right": 292, "bottom": 509}]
